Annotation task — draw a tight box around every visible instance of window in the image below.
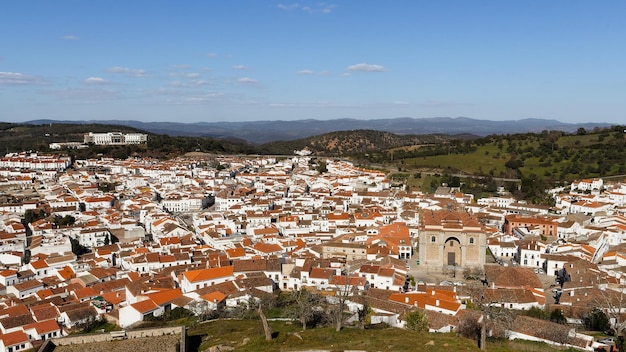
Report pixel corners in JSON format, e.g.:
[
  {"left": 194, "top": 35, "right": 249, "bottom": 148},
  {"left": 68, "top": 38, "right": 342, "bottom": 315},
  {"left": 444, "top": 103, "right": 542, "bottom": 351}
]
[
  {"left": 431, "top": 236, "right": 436, "bottom": 243},
  {"left": 469, "top": 237, "right": 474, "bottom": 244}
]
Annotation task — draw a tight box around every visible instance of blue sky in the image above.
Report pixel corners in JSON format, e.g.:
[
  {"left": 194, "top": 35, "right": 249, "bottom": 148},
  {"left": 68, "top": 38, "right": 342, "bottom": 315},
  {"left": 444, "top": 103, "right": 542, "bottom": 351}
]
[{"left": 1, "top": 1, "right": 625, "bottom": 124}]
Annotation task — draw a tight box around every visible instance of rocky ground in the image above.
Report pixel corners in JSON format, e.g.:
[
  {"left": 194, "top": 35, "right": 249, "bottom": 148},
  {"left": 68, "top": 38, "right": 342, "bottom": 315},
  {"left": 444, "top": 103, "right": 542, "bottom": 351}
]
[{"left": 52, "top": 334, "right": 181, "bottom": 352}]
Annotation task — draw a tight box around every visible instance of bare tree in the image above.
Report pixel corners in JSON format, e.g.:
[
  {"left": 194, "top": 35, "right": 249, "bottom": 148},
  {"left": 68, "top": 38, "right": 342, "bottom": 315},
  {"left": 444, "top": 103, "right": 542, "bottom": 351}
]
[
  {"left": 330, "top": 266, "right": 357, "bottom": 332},
  {"left": 539, "top": 324, "right": 572, "bottom": 346},
  {"left": 593, "top": 285, "right": 626, "bottom": 352},
  {"left": 461, "top": 283, "right": 517, "bottom": 350},
  {"left": 289, "top": 288, "right": 325, "bottom": 331},
  {"left": 187, "top": 300, "right": 212, "bottom": 321},
  {"left": 258, "top": 306, "right": 272, "bottom": 341}
]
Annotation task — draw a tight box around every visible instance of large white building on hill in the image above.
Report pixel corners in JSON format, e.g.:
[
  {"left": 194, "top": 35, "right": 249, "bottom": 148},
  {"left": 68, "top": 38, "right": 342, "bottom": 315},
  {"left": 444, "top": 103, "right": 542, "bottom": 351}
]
[{"left": 83, "top": 132, "right": 147, "bottom": 145}]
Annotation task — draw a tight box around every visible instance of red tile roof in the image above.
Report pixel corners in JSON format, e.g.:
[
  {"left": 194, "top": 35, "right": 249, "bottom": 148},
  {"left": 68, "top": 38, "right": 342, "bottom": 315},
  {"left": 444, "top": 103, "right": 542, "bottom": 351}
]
[
  {"left": 131, "top": 299, "right": 159, "bottom": 314},
  {"left": 182, "top": 266, "right": 234, "bottom": 283},
  {"left": 0, "top": 330, "right": 29, "bottom": 347}
]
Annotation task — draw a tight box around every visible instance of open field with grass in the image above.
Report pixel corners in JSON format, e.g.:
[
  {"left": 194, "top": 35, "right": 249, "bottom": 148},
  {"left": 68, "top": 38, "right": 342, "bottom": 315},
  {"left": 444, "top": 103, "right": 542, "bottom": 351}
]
[{"left": 186, "top": 319, "right": 580, "bottom": 352}]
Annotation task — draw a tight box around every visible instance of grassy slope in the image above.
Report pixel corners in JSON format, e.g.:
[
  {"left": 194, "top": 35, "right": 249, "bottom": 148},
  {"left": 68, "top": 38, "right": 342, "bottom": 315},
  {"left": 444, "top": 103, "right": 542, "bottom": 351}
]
[
  {"left": 187, "top": 319, "right": 576, "bottom": 352},
  {"left": 401, "top": 130, "right": 625, "bottom": 182}
]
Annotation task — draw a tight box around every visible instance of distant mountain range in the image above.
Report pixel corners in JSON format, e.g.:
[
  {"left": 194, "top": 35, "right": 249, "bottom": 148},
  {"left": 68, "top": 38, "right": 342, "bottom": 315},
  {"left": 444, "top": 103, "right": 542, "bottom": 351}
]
[{"left": 24, "top": 117, "right": 612, "bottom": 144}]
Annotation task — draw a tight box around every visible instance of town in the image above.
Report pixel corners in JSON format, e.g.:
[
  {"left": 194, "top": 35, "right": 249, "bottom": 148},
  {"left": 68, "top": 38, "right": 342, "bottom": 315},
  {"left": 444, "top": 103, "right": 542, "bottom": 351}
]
[{"left": 0, "top": 145, "right": 625, "bottom": 352}]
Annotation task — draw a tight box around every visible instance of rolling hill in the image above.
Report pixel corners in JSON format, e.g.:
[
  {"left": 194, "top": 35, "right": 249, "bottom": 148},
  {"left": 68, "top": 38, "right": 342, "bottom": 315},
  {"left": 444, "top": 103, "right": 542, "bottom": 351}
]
[{"left": 24, "top": 117, "right": 611, "bottom": 144}]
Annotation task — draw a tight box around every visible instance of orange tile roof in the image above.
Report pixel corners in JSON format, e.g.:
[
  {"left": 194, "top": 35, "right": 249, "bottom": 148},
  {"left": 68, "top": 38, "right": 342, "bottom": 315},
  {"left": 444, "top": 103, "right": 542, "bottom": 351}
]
[
  {"left": 131, "top": 299, "right": 159, "bottom": 314},
  {"left": 200, "top": 291, "right": 227, "bottom": 303},
  {"left": 389, "top": 291, "right": 461, "bottom": 313},
  {"left": 147, "top": 288, "right": 182, "bottom": 306},
  {"left": 226, "top": 246, "right": 246, "bottom": 258},
  {"left": 24, "top": 319, "right": 61, "bottom": 334},
  {"left": 30, "top": 260, "right": 49, "bottom": 269},
  {"left": 0, "top": 330, "right": 29, "bottom": 347},
  {"left": 253, "top": 242, "right": 283, "bottom": 254},
  {"left": 182, "top": 266, "right": 234, "bottom": 283},
  {"left": 101, "top": 290, "right": 126, "bottom": 305},
  {"left": 73, "top": 286, "right": 98, "bottom": 300},
  {"left": 57, "top": 265, "right": 75, "bottom": 280},
  {"left": 36, "top": 289, "right": 54, "bottom": 300},
  {"left": 127, "top": 271, "right": 141, "bottom": 282},
  {"left": 0, "top": 269, "right": 18, "bottom": 277}
]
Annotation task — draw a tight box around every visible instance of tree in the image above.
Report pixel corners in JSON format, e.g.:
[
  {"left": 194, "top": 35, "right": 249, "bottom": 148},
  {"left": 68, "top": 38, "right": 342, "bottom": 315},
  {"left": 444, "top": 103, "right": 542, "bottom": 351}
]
[
  {"left": 70, "top": 238, "right": 90, "bottom": 256},
  {"left": 526, "top": 306, "right": 547, "bottom": 320},
  {"left": 330, "top": 266, "right": 356, "bottom": 332},
  {"left": 288, "top": 289, "right": 325, "bottom": 331},
  {"left": 258, "top": 306, "right": 272, "bottom": 341},
  {"left": 357, "top": 302, "right": 371, "bottom": 328},
  {"left": 593, "top": 286, "right": 626, "bottom": 352},
  {"left": 24, "top": 209, "right": 47, "bottom": 224},
  {"left": 584, "top": 308, "right": 610, "bottom": 332},
  {"left": 53, "top": 215, "right": 76, "bottom": 227},
  {"left": 549, "top": 308, "right": 566, "bottom": 324},
  {"left": 187, "top": 300, "right": 217, "bottom": 322},
  {"left": 405, "top": 310, "right": 429, "bottom": 332},
  {"left": 317, "top": 160, "right": 328, "bottom": 174}
]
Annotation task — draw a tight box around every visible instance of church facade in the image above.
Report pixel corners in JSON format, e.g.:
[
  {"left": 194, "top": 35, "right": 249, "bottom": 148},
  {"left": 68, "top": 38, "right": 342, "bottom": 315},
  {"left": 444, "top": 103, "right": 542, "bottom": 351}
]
[{"left": 418, "top": 210, "right": 488, "bottom": 271}]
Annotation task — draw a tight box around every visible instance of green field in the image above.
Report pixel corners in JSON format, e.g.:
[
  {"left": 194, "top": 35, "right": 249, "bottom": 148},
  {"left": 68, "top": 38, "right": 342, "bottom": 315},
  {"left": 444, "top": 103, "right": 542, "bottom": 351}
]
[{"left": 186, "top": 319, "right": 578, "bottom": 352}]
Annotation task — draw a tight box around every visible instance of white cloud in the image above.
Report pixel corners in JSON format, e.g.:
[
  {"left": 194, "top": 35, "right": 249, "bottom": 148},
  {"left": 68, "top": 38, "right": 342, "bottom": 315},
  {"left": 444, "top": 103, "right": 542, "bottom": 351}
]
[
  {"left": 392, "top": 101, "right": 409, "bottom": 105},
  {"left": 419, "top": 100, "right": 471, "bottom": 107},
  {"left": 185, "top": 93, "right": 225, "bottom": 102},
  {"left": 238, "top": 77, "right": 258, "bottom": 84},
  {"left": 168, "top": 78, "right": 210, "bottom": 88},
  {"left": 297, "top": 69, "right": 333, "bottom": 76},
  {"left": 106, "top": 66, "right": 146, "bottom": 77},
  {"left": 232, "top": 64, "right": 248, "bottom": 70},
  {"left": 277, "top": 3, "right": 299, "bottom": 10},
  {"left": 207, "top": 52, "right": 218, "bottom": 58},
  {"left": 168, "top": 72, "right": 202, "bottom": 79},
  {"left": 347, "top": 63, "right": 386, "bottom": 72},
  {"left": 83, "top": 77, "right": 110, "bottom": 85},
  {"left": 61, "top": 35, "right": 80, "bottom": 41},
  {"left": 267, "top": 102, "right": 354, "bottom": 109},
  {"left": 0, "top": 71, "right": 46, "bottom": 85},
  {"left": 193, "top": 80, "right": 210, "bottom": 86},
  {"left": 278, "top": 3, "right": 336, "bottom": 14},
  {"left": 162, "top": 92, "right": 226, "bottom": 105}
]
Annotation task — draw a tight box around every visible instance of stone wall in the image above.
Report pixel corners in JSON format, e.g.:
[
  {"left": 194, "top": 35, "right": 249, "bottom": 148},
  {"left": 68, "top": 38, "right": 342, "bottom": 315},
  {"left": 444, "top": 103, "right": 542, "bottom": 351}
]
[{"left": 50, "top": 326, "right": 185, "bottom": 348}]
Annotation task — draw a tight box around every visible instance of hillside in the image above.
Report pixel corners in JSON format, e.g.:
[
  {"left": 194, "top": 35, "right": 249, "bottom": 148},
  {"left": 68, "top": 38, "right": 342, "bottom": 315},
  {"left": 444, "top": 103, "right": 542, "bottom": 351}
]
[
  {"left": 185, "top": 319, "right": 574, "bottom": 352},
  {"left": 259, "top": 129, "right": 461, "bottom": 155},
  {"left": 2, "top": 122, "right": 625, "bottom": 200},
  {"left": 0, "top": 122, "right": 145, "bottom": 153},
  {"left": 377, "top": 126, "right": 626, "bottom": 203},
  {"left": 0, "top": 123, "right": 256, "bottom": 158},
  {"left": 25, "top": 117, "right": 610, "bottom": 144}
]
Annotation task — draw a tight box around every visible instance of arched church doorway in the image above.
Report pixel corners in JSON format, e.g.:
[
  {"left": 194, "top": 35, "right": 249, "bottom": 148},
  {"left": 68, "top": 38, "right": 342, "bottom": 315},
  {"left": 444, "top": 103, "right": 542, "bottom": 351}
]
[{"left": 443, "top": 237, "right": 462, "bottom": 266}]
